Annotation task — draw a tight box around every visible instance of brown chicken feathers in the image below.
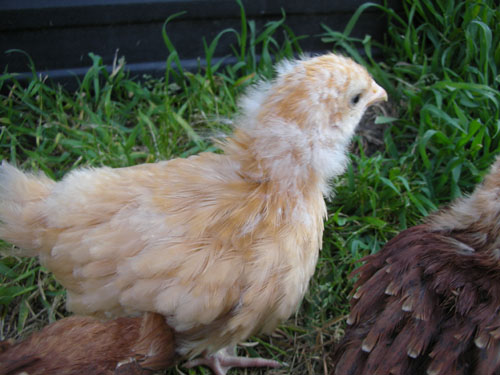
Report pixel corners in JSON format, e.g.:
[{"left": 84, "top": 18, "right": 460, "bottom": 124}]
[
  {"left": 332, "top": 156, "right": 500, "bottom": 375},
  {"left": 0, "top": 53, "right": 386, "bottom": 374},
  {"left": 0, "top": 313, "right": 174, "bottom": 375}
]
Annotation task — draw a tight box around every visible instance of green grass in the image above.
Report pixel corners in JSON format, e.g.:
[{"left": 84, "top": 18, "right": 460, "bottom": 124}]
[{"left": 1, "top": 0, "right": 499, "bottom": 373}]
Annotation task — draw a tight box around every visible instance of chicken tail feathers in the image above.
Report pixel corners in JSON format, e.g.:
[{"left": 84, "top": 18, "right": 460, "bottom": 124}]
[{"left": 0, "top": 161, "right": 54, "bottom": 254}]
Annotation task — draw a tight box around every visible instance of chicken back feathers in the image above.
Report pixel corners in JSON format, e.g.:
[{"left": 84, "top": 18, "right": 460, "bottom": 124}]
[
  {"left": 0, "top": 53, "right": 387, "bottom": 358},
  {"left": 332, "top": 156, "right": 500, "bottom": 375},
  {"left": 0, "top": 312, "right": 175, "bottom": 375}
]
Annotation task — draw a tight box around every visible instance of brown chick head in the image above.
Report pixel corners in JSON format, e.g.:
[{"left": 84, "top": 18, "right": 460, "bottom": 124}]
[{"left": 238, "top": 53, "right": 387, "bottom": 186}]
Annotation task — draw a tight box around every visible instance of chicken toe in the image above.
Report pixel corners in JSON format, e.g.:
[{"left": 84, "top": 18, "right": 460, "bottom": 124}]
[{"left": 184, "top": 346, "right": 282, "bottom": 375}]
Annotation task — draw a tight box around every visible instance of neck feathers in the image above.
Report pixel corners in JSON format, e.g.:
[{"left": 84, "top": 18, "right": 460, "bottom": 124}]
[
  {"left": 220, "top": 127, "right": 331, "bottom": 196},
  {"left": 429, "top": 156, "right": 500, "bottom": 239}
]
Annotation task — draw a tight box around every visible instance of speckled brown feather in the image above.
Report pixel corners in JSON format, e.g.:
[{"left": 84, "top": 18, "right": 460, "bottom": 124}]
[
  {"left": 0, "top": 313, "right": 175, "bottom": 375},
  {"left": 332, "top": 157, "right": 500, "bottom": 375}
]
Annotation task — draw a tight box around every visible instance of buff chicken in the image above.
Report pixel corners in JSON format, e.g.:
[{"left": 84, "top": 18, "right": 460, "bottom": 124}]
[{"left": 0, "top": 53, "right": 387, "bottom": 374}]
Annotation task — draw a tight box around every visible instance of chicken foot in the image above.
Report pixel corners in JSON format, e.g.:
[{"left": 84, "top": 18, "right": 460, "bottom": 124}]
[{"left": 184, "top": 346, "right": 281, "bottom": 375}]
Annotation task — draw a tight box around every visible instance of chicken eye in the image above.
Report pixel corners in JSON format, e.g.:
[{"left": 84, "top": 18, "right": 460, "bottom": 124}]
[{"left": 351, "top": 93, "right": 362, "bottom": 105}]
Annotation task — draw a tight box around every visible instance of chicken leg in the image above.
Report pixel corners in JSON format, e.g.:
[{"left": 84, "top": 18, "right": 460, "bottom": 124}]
[{"left": 184, "top": 346, "right": 281, "bottom": 375}]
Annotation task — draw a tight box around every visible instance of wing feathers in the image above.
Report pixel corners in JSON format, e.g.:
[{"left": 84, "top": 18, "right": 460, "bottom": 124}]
[{"left": 332, "top": 224, "right": 500, "bottom": 375}]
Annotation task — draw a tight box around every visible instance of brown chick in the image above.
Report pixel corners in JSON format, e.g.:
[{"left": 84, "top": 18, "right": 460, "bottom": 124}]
[
  {"left": 0, "top": 312, "right": 175, "bottom": 375},
  {"left": 332, "top": 156, "right": 500, "bottom": 375},
  {"left": 0, "top": 53, "right": 387, "bottom": 375}
]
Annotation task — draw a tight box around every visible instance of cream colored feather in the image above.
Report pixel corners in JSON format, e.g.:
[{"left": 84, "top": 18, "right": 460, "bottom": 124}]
[{"left": 0, "top": 54, "right": 387, "bottom": 370}]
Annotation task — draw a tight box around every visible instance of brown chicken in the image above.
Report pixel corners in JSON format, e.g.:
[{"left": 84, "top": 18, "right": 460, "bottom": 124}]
[
  {"left": 0, "top": 53, "right": 387, "bottom": 374},
  {"left": 0, "top": 312, "right": 175, "bottom": 375},
  {"left": 332, "top": 156, "right": 500, "bottom": 375}
]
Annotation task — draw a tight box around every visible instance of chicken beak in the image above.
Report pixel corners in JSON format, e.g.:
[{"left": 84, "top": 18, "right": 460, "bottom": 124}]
[{"left": 366, "top": 82, "right": 388, "bottom": 107}]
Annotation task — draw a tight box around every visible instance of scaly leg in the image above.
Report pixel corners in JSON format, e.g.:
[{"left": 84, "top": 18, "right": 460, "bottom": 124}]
[{"left": 184, "top": 346, "right": 281, "bottom": 375}]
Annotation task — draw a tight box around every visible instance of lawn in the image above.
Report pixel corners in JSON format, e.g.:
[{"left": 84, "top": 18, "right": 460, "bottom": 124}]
[{"left": 0, "top": 0, "right": 499, "bottom": 374}]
